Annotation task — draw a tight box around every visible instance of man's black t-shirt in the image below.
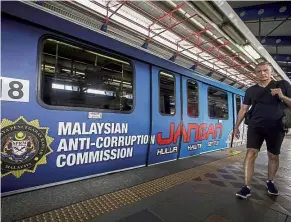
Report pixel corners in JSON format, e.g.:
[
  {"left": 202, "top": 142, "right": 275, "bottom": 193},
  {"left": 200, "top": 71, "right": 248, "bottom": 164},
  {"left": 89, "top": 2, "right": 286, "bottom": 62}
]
[{"left": 243, "top": 80, "right": 291, "bottom": 127}]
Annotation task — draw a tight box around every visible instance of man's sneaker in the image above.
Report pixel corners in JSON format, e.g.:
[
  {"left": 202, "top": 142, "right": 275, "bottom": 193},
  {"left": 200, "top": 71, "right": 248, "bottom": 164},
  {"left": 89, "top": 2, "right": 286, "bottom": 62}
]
[
  {"left": 236, "top": 185, "right": 251, "bottom": 199},
  {"left": 266, "top": 180, "right": 279, "bottom": 196}
]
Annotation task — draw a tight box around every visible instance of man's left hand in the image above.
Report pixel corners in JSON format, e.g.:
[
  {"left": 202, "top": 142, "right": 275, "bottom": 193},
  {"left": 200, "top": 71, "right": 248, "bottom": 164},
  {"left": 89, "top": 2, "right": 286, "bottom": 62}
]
[{"left": 271, "top": 88, "right": 284, "bottom": 99}]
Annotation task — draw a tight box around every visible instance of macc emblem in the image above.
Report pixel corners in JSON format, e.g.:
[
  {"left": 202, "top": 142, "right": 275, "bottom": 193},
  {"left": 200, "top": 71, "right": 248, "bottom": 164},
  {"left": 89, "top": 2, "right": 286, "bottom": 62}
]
[{"left": 1, "top": 116, "right": 53, "bottom": 178}]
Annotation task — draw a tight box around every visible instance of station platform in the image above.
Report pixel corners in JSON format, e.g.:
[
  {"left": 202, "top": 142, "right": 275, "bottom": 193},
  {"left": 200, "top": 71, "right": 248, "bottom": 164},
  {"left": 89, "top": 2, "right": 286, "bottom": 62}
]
[{"left": 2, "top": 137, "right": 291, "bottom": 222}]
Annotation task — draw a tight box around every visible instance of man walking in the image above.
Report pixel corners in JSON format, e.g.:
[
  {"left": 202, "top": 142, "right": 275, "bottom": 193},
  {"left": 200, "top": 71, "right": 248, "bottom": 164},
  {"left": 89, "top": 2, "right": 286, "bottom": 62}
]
[{"left": 233, "top": 62, "right": 291, "bottom": 199}]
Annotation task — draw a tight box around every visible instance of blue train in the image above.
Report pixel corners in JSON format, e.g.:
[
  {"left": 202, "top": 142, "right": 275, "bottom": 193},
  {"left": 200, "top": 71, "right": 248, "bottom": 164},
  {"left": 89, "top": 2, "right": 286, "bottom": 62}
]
[{"left": 1, "top": 1, "right": 246, "bottom": 196}]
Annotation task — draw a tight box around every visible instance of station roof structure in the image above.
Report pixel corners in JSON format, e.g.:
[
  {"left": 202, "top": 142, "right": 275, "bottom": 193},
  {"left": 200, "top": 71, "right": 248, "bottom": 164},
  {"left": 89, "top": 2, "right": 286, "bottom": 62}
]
[
  {"left": 26, "top": 0, "right": 291, "bottom": 89},
  {"left": 228, "top": 1, "right": 291, "bottom": 82}
]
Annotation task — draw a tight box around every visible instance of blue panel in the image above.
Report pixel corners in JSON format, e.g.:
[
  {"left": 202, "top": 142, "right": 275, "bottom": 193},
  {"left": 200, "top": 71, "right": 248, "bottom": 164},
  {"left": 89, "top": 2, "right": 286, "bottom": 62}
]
[
  {"left": 1, "top": 18, "right": 150, "bottom": 194},
  {"left": 235, "top": 2, "right": 291, "bottom": 21},
  {"left": 147, "top": 66, "right": 181, "bottom": 165},
  {"left": 260, "top": 36, "right": 291, "bottom": 46},
  {"left": 271, "top": 54, "right": 291, "bottom": 61},
  {"left": 1, "top": 1, "right": 245, "bottom": 96}
]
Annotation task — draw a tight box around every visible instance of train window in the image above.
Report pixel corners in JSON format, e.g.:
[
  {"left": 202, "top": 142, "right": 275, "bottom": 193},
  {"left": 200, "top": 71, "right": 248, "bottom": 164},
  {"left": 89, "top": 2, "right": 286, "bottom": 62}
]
[
  {"left": 187, "top": 80, "right": 199, "bottom": 117},
  {"left": 236, "top": 95, "right": 241, "bottom": 114},
  {"left": 39, "top": 38, "right": 133, "bottom": 112},
  {"left": 208, "top": 87, "right": 229, "bottom": 119},
  {"left": 159, "top": 72, "right": 175, "bottom": 115}
]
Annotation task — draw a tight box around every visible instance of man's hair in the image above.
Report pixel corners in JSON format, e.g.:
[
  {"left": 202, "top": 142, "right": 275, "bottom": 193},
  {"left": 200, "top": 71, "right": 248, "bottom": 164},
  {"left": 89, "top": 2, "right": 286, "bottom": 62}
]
[{"left": 255, "top": 62, "right": 273, "bottom": 72}]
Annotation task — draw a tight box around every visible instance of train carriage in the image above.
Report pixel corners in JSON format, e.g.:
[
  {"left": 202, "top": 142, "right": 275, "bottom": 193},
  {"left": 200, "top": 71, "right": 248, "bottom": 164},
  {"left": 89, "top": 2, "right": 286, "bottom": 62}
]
[{"left": 1, "top": 1, "right": 246, "bottom": 196}]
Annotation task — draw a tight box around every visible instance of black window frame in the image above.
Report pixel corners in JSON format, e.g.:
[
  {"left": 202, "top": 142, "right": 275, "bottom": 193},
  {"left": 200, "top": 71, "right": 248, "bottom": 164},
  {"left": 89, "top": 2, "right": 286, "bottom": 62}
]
[
  {"left": 37, "top": 35, "right": 135, "bottom": 113},
  {"left": 158, "top": 71, "right": 176, "bottom": 116},
  {"left": 207, "top": 86, "right": 229, "bottom": 120},
  {"left": 187, "top": 79, "right": 199, "bottom": 118}
]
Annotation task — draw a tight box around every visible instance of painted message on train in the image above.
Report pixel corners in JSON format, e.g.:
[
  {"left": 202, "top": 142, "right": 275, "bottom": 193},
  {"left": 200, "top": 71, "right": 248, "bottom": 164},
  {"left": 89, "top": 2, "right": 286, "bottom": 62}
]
[{"left": 1, "top": 117, "right": 225, "bottom": 178}]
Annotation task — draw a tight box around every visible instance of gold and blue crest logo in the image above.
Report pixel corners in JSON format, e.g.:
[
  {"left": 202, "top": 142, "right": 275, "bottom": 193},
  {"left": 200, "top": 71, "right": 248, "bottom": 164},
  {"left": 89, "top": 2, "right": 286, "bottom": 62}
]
[{"left": 1, "top": 116, "right": 54, "bottom": 178}]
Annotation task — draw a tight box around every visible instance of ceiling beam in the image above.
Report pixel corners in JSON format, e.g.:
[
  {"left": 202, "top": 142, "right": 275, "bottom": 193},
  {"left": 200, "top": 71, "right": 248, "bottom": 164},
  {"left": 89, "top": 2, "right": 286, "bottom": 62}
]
[
  {"left": 234, "top": 2, "right": 291, "bottom": 21},
  {"left": 280, "top": 65, "right": 291, "bottom": 69},
  {"left": 281, "top": 68, "right": 291, "bottom": 77},
  {"left": 259, "top": 36, "right": 291, "bottom": 46},
  {"left": 271, "top": 54, "right": 291, "bottom": 61},
  {"left": 245, "top": 18, "right": 291, "bottom": 23},
  {"left": 212, "top": 1, "right": 291, "bottom": 83}
]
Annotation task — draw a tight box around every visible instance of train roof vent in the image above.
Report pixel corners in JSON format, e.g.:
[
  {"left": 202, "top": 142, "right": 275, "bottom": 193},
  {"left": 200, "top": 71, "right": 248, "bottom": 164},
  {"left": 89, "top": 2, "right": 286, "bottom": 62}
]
[{"left": 41, "top": 2, "right": 101, "bottom": 30}]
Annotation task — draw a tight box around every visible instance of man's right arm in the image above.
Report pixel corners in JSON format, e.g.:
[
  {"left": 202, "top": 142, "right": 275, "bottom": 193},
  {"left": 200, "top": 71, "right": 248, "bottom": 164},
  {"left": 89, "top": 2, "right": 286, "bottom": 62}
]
[
  {"left": 233, "top": 105, "right": 250, "bottom": 139},
  {"left": 233, "top": 89, "right": 251, "bottom": 138},
  {"left": 234, "top": 104, "right": 250, "bottom": 129}
]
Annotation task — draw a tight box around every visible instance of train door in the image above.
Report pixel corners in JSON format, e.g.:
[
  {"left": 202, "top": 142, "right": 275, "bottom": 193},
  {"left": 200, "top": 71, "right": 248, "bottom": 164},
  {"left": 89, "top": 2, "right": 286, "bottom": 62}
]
[
  {"left": 179, "top": 77, "right": 204, "bottom": 159},
  {"left": 147, "top": 66, "right": 181, "bottom": 165},
  {"left": 202, "top": 85, "right": 234, "bottom": 153},
  {"left": 233, "top": 94, "right": 246, "bottom": 147}
]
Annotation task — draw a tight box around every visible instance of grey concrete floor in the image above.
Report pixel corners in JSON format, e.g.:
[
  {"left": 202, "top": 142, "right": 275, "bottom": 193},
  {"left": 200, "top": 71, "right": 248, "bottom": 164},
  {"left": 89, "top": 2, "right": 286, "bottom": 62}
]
[{"left": 97, "top": 137, "right": 291, "bottom": 222}]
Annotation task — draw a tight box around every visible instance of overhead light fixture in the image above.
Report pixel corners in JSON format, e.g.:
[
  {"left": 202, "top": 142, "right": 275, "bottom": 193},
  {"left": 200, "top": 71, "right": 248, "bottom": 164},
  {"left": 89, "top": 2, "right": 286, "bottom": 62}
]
[
  {"left": 190, "top": 1, "right": 224, "bottom": 25},
  {"left": 243, "top": 45, "right": 261, "bottom": 60},
  {"left": 221, "top": 24, "right": 246, "bottom": 45}
]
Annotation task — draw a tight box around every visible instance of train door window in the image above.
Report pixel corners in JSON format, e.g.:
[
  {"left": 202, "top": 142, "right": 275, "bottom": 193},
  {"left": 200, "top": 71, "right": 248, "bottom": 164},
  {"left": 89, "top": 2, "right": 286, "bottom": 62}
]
[
  {"left": 208, "top": 87, "right": 229, "bottom": 119},
  {"left": 39, "top": 38, "right": 133, "bottom": 112},
  {"left": 187, "top": 80, "right": 199, "bottom": 117},
  {"left": 159, "top": 72, "right": 175, "bottom": 115},
  {"left": 236, "top": 95, "right": 241, "bottom": 114}
]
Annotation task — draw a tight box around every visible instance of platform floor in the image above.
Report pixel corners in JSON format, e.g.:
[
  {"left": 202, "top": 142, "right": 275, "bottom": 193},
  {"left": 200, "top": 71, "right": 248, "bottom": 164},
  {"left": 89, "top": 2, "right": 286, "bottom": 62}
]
[{"left": 2, "top": 137, "right": 291, "bottom": 222}]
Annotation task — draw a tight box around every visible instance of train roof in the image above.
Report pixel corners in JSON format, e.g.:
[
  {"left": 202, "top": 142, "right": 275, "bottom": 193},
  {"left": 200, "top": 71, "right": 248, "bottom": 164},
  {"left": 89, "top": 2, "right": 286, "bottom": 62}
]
[{"left": 2, "top": 1, "right": 245, "bottom": 96}]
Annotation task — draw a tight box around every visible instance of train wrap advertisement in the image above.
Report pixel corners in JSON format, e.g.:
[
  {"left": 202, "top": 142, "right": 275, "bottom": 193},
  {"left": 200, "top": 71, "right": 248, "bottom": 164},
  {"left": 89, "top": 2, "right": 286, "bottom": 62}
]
[{"left": 1, "top": 116, "right": 231, "bottom": 194}]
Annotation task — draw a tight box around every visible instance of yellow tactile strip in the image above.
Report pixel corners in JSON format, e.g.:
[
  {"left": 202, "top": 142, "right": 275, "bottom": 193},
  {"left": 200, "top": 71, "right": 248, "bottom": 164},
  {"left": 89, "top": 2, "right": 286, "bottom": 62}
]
[{"left": 18, "top": 150, "right": 247, "bottom": 222}]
